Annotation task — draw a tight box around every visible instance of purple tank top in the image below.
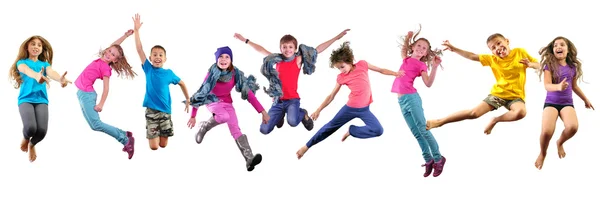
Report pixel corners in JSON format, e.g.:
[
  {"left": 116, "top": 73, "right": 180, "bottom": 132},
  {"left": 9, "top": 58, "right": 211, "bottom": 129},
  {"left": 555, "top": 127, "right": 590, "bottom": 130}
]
[{"left": 544, "top": 64, "right": 575, "bottom": 105}]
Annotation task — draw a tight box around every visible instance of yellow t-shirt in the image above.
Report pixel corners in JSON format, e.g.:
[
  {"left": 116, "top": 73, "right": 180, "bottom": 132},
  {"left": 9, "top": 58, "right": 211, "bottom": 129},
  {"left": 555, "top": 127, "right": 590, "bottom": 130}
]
[{"left": 479, "top": 48, "right": 537, "bottom": 102}]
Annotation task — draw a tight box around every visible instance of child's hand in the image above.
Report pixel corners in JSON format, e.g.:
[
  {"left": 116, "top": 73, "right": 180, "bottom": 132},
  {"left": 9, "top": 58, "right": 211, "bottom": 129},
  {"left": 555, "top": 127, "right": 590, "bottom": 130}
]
[
  {"left": 94, "top": 104, "right": 103, "bottom": 112},
  {"left": 310, "top": 111, "right": 320, "bottom": 121},
  {"left": 556, "top": 78, "right": 568, "bottom": 91},
  {"left": 124, "top": 29, "right": 134, "bottom": 37},
  {"left": 519, "top": 58, "right": 531, "bottom": 67},
  {"left": 441, "top": 40, "right": 455, "bottom": 52},
  {"left": 187, "top": 117, "right": 196, "bottom": 129},
  {"left": 59, "top": 71, "right": 72, "bottom": 88},
  {"left": 261, "top": 111, "right": 270, "bottom": 124},
  {"left": 132, "top": 13, "right": 143, "bottom": 31},
  {"left": 584, "top": 99, "right": 594, "bottom": 110},
  {"left": 407, "top": 31, "right": 414, "bottom": 38},
  {"left": 36, "top": 67, "right": 50, "bottom": 84},
  {"left": 433, "top": 56, "right": 442, "bottom": 67},
  {"left": 335, "top": 29, "right": 351, "bottom": 40},
  {"left": 184, "top": 100, "right": 190, "bottom": 113},
  {"left": 233, "top": 33, "right": 246, "bottom": 42},
  {"left": 394, "top": 70, "right": 405, "bottom": 78}
]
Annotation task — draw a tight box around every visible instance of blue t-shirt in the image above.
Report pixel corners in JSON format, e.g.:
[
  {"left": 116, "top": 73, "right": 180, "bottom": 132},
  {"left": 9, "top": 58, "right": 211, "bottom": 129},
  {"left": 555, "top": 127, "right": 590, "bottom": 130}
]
[
  {"left": 142, "top": 59, "right": 181, "bottom": 114},
  {"left": 16, "top": 59, "right": 50, "bottom": 105}
]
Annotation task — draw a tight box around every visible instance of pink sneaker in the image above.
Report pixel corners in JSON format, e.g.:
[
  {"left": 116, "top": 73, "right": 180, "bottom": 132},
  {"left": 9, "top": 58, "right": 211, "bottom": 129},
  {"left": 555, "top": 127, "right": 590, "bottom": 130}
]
[
  {"left": 432, "top": 156, "right": 446, "bottom": 177},
  {"left": 122, "top": 131, "right": 135, "bottom": 159},
  {"left": 421, "top": 159, "right": 434, "bottom": 177}
]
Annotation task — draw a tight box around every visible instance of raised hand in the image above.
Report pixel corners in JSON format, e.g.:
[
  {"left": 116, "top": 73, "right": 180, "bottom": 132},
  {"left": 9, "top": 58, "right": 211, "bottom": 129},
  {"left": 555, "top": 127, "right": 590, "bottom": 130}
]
[
  {"left": 335, "top": 29, "right": 351, "bottom": 40},
  {"left": 557, "top": 78, "right": 568, "bottom": 91},
  {"left": 133, "top": 13, "right": 143, "bottom": 30},
  {"left": 124, "top": 29, "right": 134, "bottom": 37},
  {"left": 432, "top": 56, "right": 442, "bottom": 67},
  {"left": 441, "top": 40, "right": 455, "bottom": 52},
  {"left": 233, "top": 33, "right": 246, "bottom": 42},
  {"left": 36, "top": 67, "right": 50, "bottom": 84},
  {"left": 59, "top": 71, "right": 72, "bottom": 88}
]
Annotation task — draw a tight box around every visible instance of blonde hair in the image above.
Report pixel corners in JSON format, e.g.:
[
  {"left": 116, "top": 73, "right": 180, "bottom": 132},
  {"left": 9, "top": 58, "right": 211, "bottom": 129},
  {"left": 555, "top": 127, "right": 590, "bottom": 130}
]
[
  {"left": 98, "top": 44, "right": 137, "bottom": 79},
  {"left": 9, "top": 35, "right": 54, "bottom": 89},
  {"left": 399, "top": 24, "right": 443, "bottom": 69}
]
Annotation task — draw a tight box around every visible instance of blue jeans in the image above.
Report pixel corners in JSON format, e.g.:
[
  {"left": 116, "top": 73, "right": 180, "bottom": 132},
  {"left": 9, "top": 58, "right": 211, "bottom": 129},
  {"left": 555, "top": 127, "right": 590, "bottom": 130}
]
[
  {"left": 77, "top": 90, "right": 128, "bottom": 145},
  {"left": 398, "top": 93, "right": 442, "bottom": 162},
  {"left": 306, "top": 105, "right": 383, "bottom": 148},
  {"left": 259, "top": 98, "right": 305, "bottom": 134}
]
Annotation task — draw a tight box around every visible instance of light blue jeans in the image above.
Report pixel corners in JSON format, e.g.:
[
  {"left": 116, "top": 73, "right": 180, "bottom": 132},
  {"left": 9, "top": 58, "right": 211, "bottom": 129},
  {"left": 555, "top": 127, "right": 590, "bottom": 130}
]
[
  {"left": 77, "top": 90, "right": 128, "bottom": 145},
  {"left": 398, "top": 93, "right": 442, "bottom": 163}
]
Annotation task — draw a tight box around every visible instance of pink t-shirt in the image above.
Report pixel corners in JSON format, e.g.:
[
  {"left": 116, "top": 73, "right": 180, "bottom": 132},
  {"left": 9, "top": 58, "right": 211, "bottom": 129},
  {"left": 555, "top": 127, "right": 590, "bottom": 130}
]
[
  {"left": 337, "top": 60, "right": 373, "bottom": 108},
  {"left": 202, "top": 71, "right": 264, "bottom": 113},
  {"left": 391, "top": 57, "right": 427, "bottom": 94},
  {"left": 74, "top": 58, "right": 112, "bottom": 92}
]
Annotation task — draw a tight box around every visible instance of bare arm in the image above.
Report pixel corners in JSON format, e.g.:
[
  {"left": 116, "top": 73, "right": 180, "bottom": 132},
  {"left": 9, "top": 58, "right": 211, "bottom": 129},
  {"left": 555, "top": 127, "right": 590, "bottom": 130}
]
[
  {"left": 421, "top": 66, "right": 439, "bottom": 87},
  {"left": 401, "top": 32, "right": 412, "bottom": 59},
  {"left": 45, "top": 66, "right": 62, "bottom": 81},
  {"left": 134, "top": 29, "right": 146, "bottom": 64},
  {"left": 315, "top": 83, "right": 342, "bottom": 113},
  {"left": 178, "top": 80, "right": 190, "bottom": 103},
  {"left": 572, "top": 79, "right": 590, "bottom": 102},
  {"left": 368, "top": 63, "right": 397, "bottom": 77},
  {"left": 98, "top": 77, "right": 110, "bottom": 106},
  {"left": 112, "top": 30, "right": 133, "bottom": 46},
  {"left": 526, "top": 62, "right": 541, "bottom": 70},
  {"left": 316, "top": 29, "right": 350, "bottom": 54},
  {"left": 17, "top": 64, "right": 42, "bottom": 79},
  {"left": 246, "top": 40, "right": 271, "bottom": 56},
  {"left": 452, "top": 47, "right": 479, "bottom": 62},
  {"left": 543, "top": 70, "right": 559, "bottom": 92}
]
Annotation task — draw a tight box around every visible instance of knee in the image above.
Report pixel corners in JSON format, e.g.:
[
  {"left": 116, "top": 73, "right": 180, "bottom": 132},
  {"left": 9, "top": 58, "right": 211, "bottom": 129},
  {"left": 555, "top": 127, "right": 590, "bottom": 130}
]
[
  {"left": 468, "top": 110, "right": 483, "bottom": 119},
  {"left": 24, "top": 125, "right": 37, "bottom": 136},
  {"left": 515, "top": 109, "right": 527, "bottom": 120},
  {"left": 259, "top": 125, "right": 272, "bottom": 135},
  {"left": 372, "top": 126, "right": 383, "bottom": 137},
  {"left": 213, "top": 113, "right": 230, "bottom": 124},
  {"left": 287, "top": 116, "right": 300, "bottom": 127},
  {"left": 90, "top": 121, "right": 103, "bottom": 131},
  {"left": 150, "top": 145, "right": 159, "bottom": 150},
  {"left": 564, "top": 124, "right": 578, "bottom": 133}
]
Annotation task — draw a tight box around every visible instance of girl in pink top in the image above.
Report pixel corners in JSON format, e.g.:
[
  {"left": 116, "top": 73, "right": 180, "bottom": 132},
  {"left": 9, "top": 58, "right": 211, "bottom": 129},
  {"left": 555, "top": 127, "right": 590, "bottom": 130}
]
[
  {"left": 296, "top": 41, "right": 400, "bottom": 159},
  {"left": 187, "top": 46, "right": 269, "bottom": 172},
  {"left": 392, "top": 28, "right": 445, "bottom": 177},
  {"left": 73, "top": 29, "right": 138, "bottom": 160}
]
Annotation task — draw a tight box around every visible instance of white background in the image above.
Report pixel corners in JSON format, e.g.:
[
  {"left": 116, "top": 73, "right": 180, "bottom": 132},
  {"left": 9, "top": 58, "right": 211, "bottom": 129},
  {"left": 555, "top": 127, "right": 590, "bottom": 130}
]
[{"left": 0, "top": 0, "right": 597, "bottom": 197}]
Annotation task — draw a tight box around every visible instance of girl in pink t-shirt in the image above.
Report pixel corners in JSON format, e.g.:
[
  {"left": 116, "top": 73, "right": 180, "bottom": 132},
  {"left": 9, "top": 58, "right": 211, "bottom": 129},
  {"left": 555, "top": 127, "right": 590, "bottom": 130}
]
[
  {"left": 392, "top": 28, "right": 445, "bottom": 177},
  {"left": 73, "top": 30, "right": 138, "bottom": 160},
  {"left": 187, "top": 46, "right": 269, "bottom": 172},
  {"left": 296, "top": 41, "right": 400, "bottom": 159}
]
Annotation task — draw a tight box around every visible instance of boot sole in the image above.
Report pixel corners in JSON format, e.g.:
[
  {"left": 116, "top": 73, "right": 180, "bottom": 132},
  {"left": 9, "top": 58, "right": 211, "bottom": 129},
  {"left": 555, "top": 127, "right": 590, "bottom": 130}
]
[{"left": 247, "top": 154, "right": 263, "bottom": 172}]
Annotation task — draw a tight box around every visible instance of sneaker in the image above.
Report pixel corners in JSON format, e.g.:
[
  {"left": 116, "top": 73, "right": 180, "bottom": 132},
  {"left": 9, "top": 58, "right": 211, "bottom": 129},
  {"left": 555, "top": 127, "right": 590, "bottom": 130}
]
[
  {"left": 432, "top": 156, "right": 446, "bottom": 177},
  {"left": 122, "top": 131, "right": 135, "bottom": 160},
  {"left": 300, "top": 109, "right": 313, "bottom": 131},
  {"left": 421, "top": 159, "right": 434, "bottom": 177},
  {"left": 276, "top": 115, "right": 285, "bottom": 128}
]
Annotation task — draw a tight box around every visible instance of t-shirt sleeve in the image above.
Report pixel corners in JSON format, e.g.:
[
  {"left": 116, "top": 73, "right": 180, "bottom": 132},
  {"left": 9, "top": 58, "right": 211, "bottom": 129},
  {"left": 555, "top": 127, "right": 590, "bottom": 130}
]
[
  {"left": 169, "top": 70, "right": 181, "bottom": 85},
  {"left": 142, "top": 59, "right": 152, "bottom": 73},
  {"left": 99, "top": 63, "right": 112, "bottom": 78},
  {"left": 357, "top": 60, "right": 368, "bottom": 71},
  {"left": 16, "top": 60, "right": 25, "bottom": 69},
  {"left": 479, "top": 54, "right": 492, "bottom": 66},
  {"left": 519, "top": 48, "right": 539, "bottom": 63},
  {"left": 543, "top": 64, "right": 549, "bottom": 71},
  {"left": 418, "top": 61, "right": 428, "bottom": 76}
]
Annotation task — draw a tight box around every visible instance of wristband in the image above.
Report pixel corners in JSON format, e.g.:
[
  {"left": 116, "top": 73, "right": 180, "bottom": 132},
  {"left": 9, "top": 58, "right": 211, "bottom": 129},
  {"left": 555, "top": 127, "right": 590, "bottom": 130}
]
[{"left": 245, "top": 39, "right": 249, "bottom": 44}]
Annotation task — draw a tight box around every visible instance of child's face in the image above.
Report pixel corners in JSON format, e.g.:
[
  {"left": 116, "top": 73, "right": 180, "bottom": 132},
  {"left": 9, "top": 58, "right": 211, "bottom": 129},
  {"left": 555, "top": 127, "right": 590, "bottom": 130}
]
[
  {"left": 279, "top": 42, "right": 296, "bottom": 58},
  {"left": 27, "top": 38, "right": 43, "bottom": 58},
  {"left": 411, "top": 40, "right": 429, "bottom": 59},
  {"left": 487, "top": 37, "right": 510, "bottom": 58},
  {"left": 103, "top": 46, "right": 121, "bottom": 63},
  {"left": 334, "top": 62, "right": 352, "bottom": 74},
  {"left": 553, "top": 39, "right": 568, "bottom": 61},
  {"left": 217, "top": 54, "right": 231, "bottom": 70},
  {"left": 150, "top": 48, "right": 166, "bottom": 67}
]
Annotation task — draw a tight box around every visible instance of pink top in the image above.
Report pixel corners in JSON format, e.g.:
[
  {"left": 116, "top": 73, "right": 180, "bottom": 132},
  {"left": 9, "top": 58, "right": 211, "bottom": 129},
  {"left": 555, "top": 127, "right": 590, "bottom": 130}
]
[
  {"left": 337, "top": 60, "right": 373, "bottom": 108},
  {"left": 191, "top": 71, "right": 264, "bottom": 117},
  {"left": 74, "top": 58, "right": 112, "bottom": 92},
  {"left": 391, "top": 57, "right": 427, "bottom": 94}
]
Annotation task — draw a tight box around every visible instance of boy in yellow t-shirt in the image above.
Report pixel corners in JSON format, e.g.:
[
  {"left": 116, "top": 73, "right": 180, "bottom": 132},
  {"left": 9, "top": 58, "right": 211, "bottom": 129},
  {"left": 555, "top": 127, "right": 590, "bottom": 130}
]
[{"left": 426, "top": 33, "right": 540, "bottom": 134}]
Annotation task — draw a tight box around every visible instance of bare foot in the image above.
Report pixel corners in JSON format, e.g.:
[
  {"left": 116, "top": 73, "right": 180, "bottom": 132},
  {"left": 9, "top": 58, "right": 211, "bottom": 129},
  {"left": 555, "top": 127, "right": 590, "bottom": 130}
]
[
  {"left": 296, "top": 146, "right": 308, "bottom": 159},
  {"left": 28, "top": 143, "right": 37, "bottom": 162},
  {"left": 535, "top": 153, "right": 546, "bottom": 170},
  {"left": 483, "top": 117, "right": 498, "bottom": 135},
  {"left": 557, "top": 142, "right": 566, "bottom": 159},
  {"left": 341, "top": 131, "right": 351, "bottom": 142},
  {"left": 426, "top": 119, "right": 442, "bottom": 130},
  {"left": 21, "top": 138, "right": 30, "bottom": 152}
]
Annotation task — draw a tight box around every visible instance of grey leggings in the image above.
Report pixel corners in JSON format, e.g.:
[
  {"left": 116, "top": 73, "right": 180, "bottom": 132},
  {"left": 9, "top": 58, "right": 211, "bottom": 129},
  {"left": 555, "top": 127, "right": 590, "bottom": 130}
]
[{"left": 18, "top": 103, "right": 49, "bottom": 146}]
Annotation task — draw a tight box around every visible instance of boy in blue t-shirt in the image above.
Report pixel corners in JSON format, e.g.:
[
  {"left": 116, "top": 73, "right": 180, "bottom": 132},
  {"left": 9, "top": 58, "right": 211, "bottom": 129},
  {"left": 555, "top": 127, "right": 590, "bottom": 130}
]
[{"left": 133, "top": 14, "right": 190, "bottom": 150}]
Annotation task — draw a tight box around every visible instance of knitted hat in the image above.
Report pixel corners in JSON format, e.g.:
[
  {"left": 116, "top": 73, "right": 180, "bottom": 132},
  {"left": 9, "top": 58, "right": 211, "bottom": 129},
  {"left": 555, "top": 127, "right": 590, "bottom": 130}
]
[{"left": 215, "top": 46, "right": 233, "bottom": 64}]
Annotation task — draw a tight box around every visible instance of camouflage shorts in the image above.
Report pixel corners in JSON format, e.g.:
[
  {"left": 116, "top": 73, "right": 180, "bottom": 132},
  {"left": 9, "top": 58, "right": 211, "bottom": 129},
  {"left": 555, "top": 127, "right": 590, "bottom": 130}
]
[
  {"left": 483, "top": 94, "right": 524, "bottom": 110},
  {"left": 145, "top": 108, "right": 174, "bottom": 139}
]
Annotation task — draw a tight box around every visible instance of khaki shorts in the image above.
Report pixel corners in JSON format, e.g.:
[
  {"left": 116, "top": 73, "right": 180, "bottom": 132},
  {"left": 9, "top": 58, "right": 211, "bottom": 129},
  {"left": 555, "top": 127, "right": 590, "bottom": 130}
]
[
  {"left": 145, "top": 108, "right": 174, "bottom": 139},
  {"left": 483, "top": 94, "right": 524, "bottom": 110}
]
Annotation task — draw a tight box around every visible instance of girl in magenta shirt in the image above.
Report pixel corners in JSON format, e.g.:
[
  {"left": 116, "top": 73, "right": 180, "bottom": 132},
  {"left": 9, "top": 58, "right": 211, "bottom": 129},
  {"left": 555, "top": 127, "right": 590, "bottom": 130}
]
[
  {"left": 534, "top": 36, "right": 594, "bottom": 170},
  {"left": 187, "top": 46, "right": 269, "bottom": 172},
  {"left": 296, "top": 41, "right": 399, "bottom": 160},
  {"left": 392, "top": 29, "right": 445, "bottom": 177},
  {"left": 73, "top": 30, "right": 138, "bottom": 160}
]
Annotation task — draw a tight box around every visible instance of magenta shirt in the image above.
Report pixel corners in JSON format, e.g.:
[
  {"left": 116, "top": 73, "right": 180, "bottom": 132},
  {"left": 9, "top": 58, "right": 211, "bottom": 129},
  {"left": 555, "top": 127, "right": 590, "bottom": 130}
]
[
  {"left": 74, "top": 58, "right": 112, "bottom": 92},
  {"left": 391, "top": 57, "right": 428, "bottom": 94}
]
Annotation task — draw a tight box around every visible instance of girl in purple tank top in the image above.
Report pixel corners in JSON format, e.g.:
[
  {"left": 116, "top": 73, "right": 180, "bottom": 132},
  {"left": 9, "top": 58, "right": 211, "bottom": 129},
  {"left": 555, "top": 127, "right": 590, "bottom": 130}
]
[{"left": 534, "top": 36, "right": 594, "bottom": 170}]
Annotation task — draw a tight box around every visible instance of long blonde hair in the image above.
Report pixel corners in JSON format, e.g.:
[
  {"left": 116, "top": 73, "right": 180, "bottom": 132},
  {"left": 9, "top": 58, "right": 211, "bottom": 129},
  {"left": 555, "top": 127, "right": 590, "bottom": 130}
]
[
  {"left": 98, "top": 44, "right": 137, "bottom": 79},
  {"left": 9, "top": 35, "right": 53, "bottom": 89},
  {"left": 399, "top": 24, "right": 443, "bottom": 69}
]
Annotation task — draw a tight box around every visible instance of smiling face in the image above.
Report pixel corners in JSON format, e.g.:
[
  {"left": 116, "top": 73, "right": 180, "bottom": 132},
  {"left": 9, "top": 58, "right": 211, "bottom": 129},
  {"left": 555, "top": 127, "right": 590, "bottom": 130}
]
[
  {"left": 553, "top": 38, "right": 568, "bottom": 62},
  {"left": 102, "top": 46, "right": 121, "bottom": 63},
  {"left": 410, "top": 39, "right": 430, "bottom": 60},
  {"left": 487, "top": 36, "right": 510, "bottom": 58},
  {"left": 280, "top": 42, "right": 296, "bottom": 59},
  {"left": 27, "top": 38, "right": 43, "bottom": 59},
  {"left": 150, "top": 48, "right": 166, "bottom": 67},
  {"left": 217, "top": 53, "right": 231, "bottom": 70}
]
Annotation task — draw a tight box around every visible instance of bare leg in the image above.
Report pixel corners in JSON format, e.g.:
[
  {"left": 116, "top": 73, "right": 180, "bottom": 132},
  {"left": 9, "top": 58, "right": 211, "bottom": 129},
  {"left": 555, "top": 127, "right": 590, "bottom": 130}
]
[
  {"left": 149, "top": 138, "right": 160, "bottom": 150},
  {"left": 427, "top": 102, "right": 494, "bottom": 130},
  {"left": 535, "top": 107, "right": 559, "bottom": 170},
  {"left": 485, "top": 101, "right": 527, "bottom": 135},
  {"left": 159, "top": 137, "right": 169, "bottom": 148},
  {"left": 556, "top": 107, "right": 578, "bottom": 159}
]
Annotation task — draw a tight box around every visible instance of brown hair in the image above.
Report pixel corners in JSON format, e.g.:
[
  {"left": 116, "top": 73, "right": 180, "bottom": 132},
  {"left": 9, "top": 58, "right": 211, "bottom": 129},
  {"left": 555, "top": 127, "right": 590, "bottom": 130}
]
[
  {"left": 279, "top": 34, "right": 298, "bottom": 49},
  {"left": 99, "top": 44, "right": 137, "bottom": 79},
  {"left": 400, "top": 24, "right": 442, "bottom": 69},
  {"left": 329, "top": 41, "right": 354, "bottom": 68},
  {"left": 151, "top": 45, "right": 166, "bottom": 55},
  {"left": 538, "top": 36, "right": 584, "bottom": 83},
  {"left": 486, "top": 33, "right": 505, "bottom": 44},
  {"left": 9, "top": 35, "right": 54, "bottom": 89}
]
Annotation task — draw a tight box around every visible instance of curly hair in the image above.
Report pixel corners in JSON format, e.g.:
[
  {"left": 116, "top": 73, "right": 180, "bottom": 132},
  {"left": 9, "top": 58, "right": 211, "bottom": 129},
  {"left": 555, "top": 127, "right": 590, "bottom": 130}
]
[
  {"left": 98, "top": 44, "right": 137, "bottom": 79},
  {"left": 329, "top": 41, "right": 354, "bottom": 68},
  {"left": 537, "top": 36, "right": 583, "bottom": 83},
  {"left": 399, "top": 24, "right": 443, "bottom": 69},
  {"left": 9, "top": 35, "right": 54, "bottom": 89}
]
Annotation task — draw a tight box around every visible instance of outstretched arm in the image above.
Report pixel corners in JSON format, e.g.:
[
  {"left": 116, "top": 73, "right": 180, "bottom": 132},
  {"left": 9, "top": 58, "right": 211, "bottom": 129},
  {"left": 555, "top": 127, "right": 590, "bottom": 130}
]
[
  {"left": 234, "top": 33, "right": 271, "bottom": 56},
  {"left": 315, "top": 83, "right": 342, "bottom": 114},
  {"left": 367, "top": 62, "right": 400, "bottom": 77},
  {"left": 17, "top": 64, "right": 45, "bottom": 81},
  {"left": 133, "top": 14, "right": 146, "bottom": 64},
  {"left": 316, "top": 29, "right": 350, "bottom": 54},
  {"left": 442, "top": 40, "right": 479, "bottom": 62},
  {"left": 112, "top": 29, "right": 134, "bottom": 46}
]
